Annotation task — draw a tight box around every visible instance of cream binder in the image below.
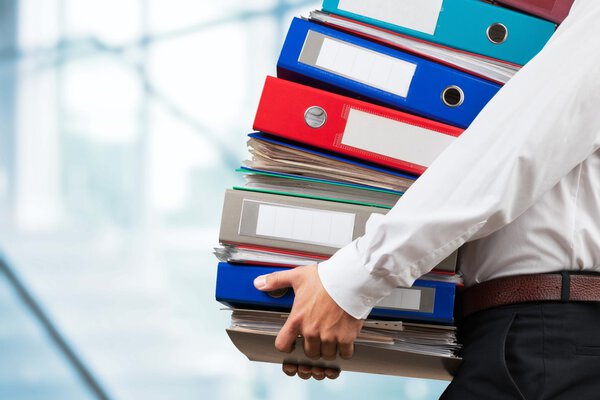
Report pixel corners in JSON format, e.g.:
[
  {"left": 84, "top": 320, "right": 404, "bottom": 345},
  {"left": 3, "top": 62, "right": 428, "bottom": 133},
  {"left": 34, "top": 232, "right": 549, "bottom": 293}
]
[
  {"left": 220, "top": 189, "right": 385, "bottom": 256},
  {"left": 219, "top": 189, "right": 458, "bottom": 273}
]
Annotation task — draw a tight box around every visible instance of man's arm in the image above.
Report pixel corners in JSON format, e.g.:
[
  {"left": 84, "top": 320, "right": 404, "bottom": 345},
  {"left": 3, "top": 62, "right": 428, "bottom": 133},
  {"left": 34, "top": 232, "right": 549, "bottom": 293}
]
[{"left": 257, "top": 0, "right": 600, "bottom": 376}]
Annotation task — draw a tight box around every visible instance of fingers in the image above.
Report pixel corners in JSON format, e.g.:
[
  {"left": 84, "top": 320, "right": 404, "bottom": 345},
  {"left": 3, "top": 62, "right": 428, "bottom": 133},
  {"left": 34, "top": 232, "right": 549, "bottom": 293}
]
[
  {"left": 297, "top": 365, "right": 313, "bottom": 380},
  {"left": 303, "top": 333, "right": 321, "bottom": 360},
  {"left": 338, "top": 338, "right": 355, "bottom": 360},
  {"left": 253, "top": 269, "right": 298, "bottom": 291},
  {"left": 310, "top": 367, "right": 326, "bottom": 381},
  {"left": 320, "top": 337, "right": 337, "bottom": 361},
  {"left": 275, "top": 316, "right": 300, "bottom": 353},
  {"left": 283, "top": 364, "right": 339, "bottom": 380},
  {"left": 282, "top": 363, "right": 297, "bottom": 377},
  {"left": 325, "top": 368, "right": 341, "bottom": 379}
]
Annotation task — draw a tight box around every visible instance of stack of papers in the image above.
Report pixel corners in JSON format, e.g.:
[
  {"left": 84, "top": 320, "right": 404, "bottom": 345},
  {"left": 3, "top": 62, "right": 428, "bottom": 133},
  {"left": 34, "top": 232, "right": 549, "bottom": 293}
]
[
  {"left": 245, "top": 135, "right": 416, "bottom": 193},
  {"left": 230, "top": 308, "right": 461, "bottom": 357},
  {"left": 226, "top": 308, "right": 462, "bottom": 380}
]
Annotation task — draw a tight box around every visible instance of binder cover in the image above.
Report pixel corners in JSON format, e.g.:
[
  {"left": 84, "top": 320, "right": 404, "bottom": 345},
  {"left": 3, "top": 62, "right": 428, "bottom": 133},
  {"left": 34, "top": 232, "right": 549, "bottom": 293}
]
[
  {"left": 219, "top": 188, "right": 386, "bottom": 256},
  {"left": 277, "top": 18, "right": 501, "bottom": 128},
  {"left": 493, "top": 0, "right": 575, "bottom": 24},
  {"left": 309, "top": 10, "right": 520, "bottom": 85},
  {"left": 321, "top": 0, "right": 556, "bottom": 65},
  {"left": 215, "top": 263, "right": 457, "bottom": 324},
  {"left": 220, "top": 189, "right": 458, "bottom": 273},
  {"left": 227, "top": 329, "right": 461, "bottom": 380},
  {"left": 254, "top": 76, "right": 463, "bottom": 175}
]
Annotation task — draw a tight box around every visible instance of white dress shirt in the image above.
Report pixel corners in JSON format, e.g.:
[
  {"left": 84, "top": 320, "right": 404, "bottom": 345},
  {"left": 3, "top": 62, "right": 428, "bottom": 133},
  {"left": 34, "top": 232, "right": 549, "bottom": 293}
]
[{"left": 318, "top": 0, "right": 600, "bottom": 320}]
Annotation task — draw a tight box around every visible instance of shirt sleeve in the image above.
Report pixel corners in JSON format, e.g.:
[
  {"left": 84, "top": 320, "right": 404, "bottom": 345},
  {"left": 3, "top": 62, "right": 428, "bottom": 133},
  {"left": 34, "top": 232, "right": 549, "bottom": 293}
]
[{"left": 318, "top": 0, "right": 600, "bottom": 319}]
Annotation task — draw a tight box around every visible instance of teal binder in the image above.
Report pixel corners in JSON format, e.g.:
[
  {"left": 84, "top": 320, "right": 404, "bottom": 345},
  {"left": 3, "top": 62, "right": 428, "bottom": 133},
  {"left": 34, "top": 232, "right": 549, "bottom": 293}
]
[{"left": 321, "top": 0, "right": 556, "bottom": 65}]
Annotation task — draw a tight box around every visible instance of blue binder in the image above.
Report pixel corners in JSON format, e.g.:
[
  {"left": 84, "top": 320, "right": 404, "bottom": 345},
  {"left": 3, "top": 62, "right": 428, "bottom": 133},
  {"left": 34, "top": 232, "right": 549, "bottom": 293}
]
[
  {"left": 277, "top": 18, "right": 501, "bottom": 129},
  {"left": 215, "top": 263, "right": 456, "bottom": 324},
  {"left": 321, "top": 0, "right": 556, "bottom": 66}
]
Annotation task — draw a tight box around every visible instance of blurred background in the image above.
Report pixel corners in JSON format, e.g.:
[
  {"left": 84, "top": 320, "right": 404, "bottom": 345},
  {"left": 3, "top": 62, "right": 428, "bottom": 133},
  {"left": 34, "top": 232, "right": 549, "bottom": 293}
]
[{"left": 0, "top": 1, "right": 449, "bottom": 399}]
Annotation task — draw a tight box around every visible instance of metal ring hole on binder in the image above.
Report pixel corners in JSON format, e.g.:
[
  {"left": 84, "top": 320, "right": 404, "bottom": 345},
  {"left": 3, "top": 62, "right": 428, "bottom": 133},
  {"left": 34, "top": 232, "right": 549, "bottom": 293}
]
[
  {"left": 442, "top": 86, "right": 464, "bottom": 107},
  {"left": 304, "top": 106, "right": 327, "bottom": 128},
  {"left": 487, "top": 23, "right": 508, "bottom": 44},
  {"left": 266, "top": 288, "right": 289, "bottom": 299}
]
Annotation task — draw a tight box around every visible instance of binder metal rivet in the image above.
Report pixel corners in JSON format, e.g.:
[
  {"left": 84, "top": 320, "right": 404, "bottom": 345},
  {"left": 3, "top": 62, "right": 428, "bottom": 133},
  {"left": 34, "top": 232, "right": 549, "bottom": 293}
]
[
  {"left": 266, "top": 288, "right": 289, "bottom": 298},
  {"left": 304, "top": 106, "right": 327, "bottom": 128},
  {"left": 441, "top": 86, "right": 464, "bottom": 107},
  {"left": 487, "top": 23, "right": 508, "bottom": 44}
]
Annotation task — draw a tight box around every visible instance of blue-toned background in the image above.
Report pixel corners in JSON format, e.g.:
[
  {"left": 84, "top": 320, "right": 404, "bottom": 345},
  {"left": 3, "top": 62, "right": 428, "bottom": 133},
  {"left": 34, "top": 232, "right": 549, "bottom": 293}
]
[{"left": 0, "top": 1, "right": 449, "bottom": 398}]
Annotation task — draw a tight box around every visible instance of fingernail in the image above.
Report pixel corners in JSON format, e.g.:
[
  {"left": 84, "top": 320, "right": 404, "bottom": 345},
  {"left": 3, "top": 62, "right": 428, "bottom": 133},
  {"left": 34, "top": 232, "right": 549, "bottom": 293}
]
[
  {"left": 283, "top": 365, "right": 295, "bottom": 374},
  {"left": 254, "top": 275, "right": 267, "bottom": 290},
  {"left": 325, "top": 370, "right": 339, "bottom": 379}
]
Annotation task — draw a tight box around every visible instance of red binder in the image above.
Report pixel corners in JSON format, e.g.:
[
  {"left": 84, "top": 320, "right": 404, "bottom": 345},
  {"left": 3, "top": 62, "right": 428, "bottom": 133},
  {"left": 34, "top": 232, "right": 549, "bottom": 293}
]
[
  {"left": 253, "top": 77, "right": 463, "bottom": 176},
  {"left": 493, "top": 0, "right": 575, "bottom": 24}
]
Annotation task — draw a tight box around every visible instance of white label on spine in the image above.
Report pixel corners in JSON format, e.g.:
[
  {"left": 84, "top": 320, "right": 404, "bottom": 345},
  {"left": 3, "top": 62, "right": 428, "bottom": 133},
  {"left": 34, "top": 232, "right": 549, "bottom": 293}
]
[
  {"left": 342, "top": 109, "right": 456, "bottom": 167},
  {"left": 315, "top": 37, "right": 417, "bottom": 98},
  {"left": 378, "top": 288, "right": 422, "bottom": 311},
  {"left": 255, "top": 204, "right": 355, "bottom": 248},
  {"left": 337, "top": 0, "right": 443, "bottom": 35}
]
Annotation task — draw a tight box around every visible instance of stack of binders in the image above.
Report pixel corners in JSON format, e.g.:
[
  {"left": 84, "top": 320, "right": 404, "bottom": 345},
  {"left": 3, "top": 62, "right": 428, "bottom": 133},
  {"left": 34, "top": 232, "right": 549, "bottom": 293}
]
[{"left": 215, "top": 0, "right": 572, "bottom": 380}]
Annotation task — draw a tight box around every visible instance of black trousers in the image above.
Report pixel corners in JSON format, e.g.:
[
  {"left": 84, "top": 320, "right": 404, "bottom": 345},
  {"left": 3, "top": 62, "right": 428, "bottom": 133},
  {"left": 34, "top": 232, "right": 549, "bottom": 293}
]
[{"left": 440, "top": 302, "right": 600, "bottom": 400}]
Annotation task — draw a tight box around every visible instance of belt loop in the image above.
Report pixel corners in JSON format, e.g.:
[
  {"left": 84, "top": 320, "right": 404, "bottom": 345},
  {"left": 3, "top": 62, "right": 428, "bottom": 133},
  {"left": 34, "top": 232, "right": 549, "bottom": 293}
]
[{"left": 561, "top": 271, "right": 571, "bottom": 303}]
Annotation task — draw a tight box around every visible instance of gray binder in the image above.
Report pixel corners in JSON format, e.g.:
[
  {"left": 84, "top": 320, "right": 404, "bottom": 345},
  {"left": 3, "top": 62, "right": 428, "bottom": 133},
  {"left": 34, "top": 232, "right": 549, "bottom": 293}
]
[
  {"left": 227, "top": 329, "right": 461, "bottom": 381},
  {"left": 219, "top": 189, "right": 457, "bottom": 273}
]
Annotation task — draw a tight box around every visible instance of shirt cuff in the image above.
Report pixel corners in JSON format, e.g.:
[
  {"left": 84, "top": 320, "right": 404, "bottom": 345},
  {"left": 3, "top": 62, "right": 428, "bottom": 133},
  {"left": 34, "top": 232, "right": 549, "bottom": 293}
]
[{"left": 318, "top": 240, "right": 404, "bottom": 320}]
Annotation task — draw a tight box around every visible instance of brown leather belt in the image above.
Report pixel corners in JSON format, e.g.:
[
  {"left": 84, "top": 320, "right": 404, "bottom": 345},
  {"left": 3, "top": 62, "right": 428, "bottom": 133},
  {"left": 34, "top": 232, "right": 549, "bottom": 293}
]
[{"left": 461, "top": 272, "right": 600, "bottom": 319}]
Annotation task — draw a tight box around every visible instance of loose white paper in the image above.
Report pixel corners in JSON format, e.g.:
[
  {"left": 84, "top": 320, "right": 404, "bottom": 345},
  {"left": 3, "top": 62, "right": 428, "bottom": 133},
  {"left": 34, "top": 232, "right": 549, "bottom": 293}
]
[
  {"left": 255, "top": 204, "right": 355, "bottom": 248},
  {"left": 315, "top": 37, "right": 417, "bottom": 98},
  {"left": 378, "top": 288, "right": 422, "bottom": 311},
  {"left": 337, "top": 0, "right": 443, "bottom": 35},
  {"left": 342, "top": 108, "right": 456, "bottom": 167}
]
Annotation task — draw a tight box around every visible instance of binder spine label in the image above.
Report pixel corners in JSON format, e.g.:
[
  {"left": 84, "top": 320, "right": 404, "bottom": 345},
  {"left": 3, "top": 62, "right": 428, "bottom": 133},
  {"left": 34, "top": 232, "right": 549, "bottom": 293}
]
[
  {"left": 239, "top": 200, "right": 356, "bottom": 248},
  {"left": 336, "top": 0, "right": 443, "bottom": 35},
  {"left": 299, "top": 30, "right": 417, "bottom": 98},
  {"left": 377, "top": 286, "right": 436, "bottom": 313},
  {"left": 341, "top": 108, "right": 456, "bottom": 167}
]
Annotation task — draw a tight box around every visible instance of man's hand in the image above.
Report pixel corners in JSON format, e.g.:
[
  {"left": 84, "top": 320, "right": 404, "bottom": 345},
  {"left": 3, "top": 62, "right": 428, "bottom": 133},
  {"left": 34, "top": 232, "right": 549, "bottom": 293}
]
[{"left": 253, "top": 265, "right": 363, "bottom": 379}]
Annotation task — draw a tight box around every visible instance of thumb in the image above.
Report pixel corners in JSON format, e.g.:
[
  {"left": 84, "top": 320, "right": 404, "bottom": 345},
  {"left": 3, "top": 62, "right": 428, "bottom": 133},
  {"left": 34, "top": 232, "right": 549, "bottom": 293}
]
[{"left": 254, "top": 269, "right": 297, "bottom": 292}]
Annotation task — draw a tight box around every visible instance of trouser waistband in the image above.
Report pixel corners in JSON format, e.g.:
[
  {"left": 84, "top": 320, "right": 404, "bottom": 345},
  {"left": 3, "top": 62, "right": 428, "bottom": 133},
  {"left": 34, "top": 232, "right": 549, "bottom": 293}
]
[{"left": 460, "top": 271, "right": 600, "bottom": 319}]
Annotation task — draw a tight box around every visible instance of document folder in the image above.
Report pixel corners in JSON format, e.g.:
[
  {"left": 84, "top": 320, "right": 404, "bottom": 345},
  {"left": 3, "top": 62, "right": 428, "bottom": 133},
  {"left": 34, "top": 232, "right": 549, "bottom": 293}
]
[
  {"left": 277, "top": 18, "right": 501, "bottom": 128},
  {"left": 246, "top": 133, "right": 417, "bottom": 193},
  {"left": 219, "top": 189, "right": 458, "bottom": 273},
  {"left": 321, "top": 0, "right": 556, "bottom": 65},
  {"left": 215, "top": 263, "right": 457, "bottom": 324},
  {"left": 219, "top": 188, "right": 386, "bottom": 256},
  {"left": 493, "top": 0, "right": 575, "bottom": 24},
  {"left": 309, "top": 10, "right": 520, "bottom": 85},
  {"left": 227, "top": 329, "right": 461, "bottom": 380},
  {"left": 237, "top": 168, "right": 403, "bottom": 209},
  {"left": 254, "top": 76, "right": 463, "bottom": 175}
]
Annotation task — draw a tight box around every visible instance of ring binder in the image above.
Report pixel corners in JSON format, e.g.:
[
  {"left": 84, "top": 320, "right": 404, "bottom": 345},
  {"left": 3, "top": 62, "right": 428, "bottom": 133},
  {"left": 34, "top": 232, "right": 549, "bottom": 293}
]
[
  {"left": 322, "top": 0, "right": 556, "bottom": 65},
  {"left": 215, "top": 263, "right": 457, "bottom": 323},
  {"left": 254, "top": 77, "right": 463, "bottom": 174},
  {"left": 278, "top": 18, "right": 501, "bottom": 128}
]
